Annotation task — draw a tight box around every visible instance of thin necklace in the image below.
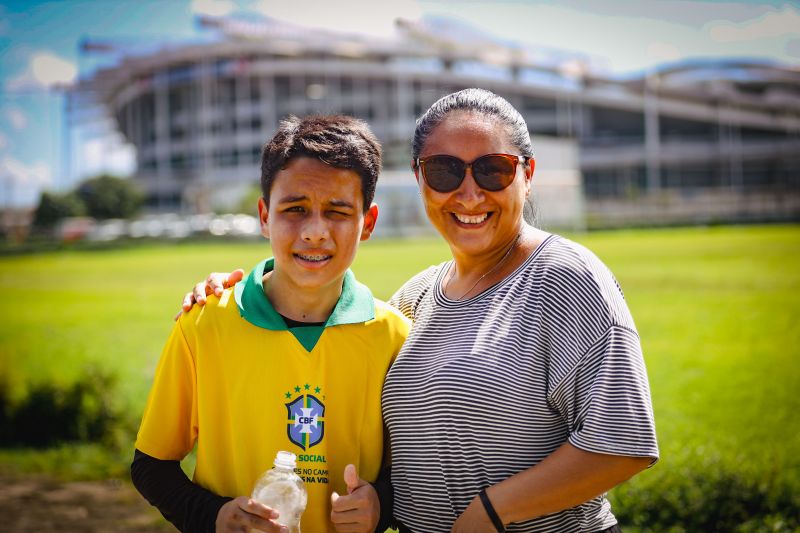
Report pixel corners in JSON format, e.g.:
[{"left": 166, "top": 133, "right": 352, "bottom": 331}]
[{"left": 444, "top": 232, "right": 522, "bottom": 301}]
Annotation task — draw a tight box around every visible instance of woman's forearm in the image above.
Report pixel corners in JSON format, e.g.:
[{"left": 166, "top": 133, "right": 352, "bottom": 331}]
[{"left": 488, "top": 443, "right": 653, "bottom": 525}]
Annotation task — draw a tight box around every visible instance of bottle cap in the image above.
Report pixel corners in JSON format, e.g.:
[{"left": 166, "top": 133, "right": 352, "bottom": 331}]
[{"left": 274, "top": 451, "right": 297, "bottom": 469}]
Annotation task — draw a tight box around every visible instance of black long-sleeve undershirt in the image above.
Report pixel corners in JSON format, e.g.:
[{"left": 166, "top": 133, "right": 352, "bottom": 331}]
[
  {"left": 371, "top": 465, "right": 395, "bottom": 532},
  {"left": 131, "top": 449, "right": 395, "bottom": 532},
  {"left": 131, "top": 449, "right": 231, "bottom": 533}
]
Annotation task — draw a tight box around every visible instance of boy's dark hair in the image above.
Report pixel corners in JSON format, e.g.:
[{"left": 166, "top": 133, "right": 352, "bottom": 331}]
[{"left": 261, "top": 115, "right": 382, "bottom": 211}]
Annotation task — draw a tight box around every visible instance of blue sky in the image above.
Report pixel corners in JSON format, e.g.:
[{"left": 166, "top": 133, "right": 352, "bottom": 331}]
[{"left": 1, "top": 0, "right": 798, "bottom": 207}]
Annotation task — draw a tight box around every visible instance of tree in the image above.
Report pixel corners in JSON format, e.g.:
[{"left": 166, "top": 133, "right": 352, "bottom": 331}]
[
  {"left": 76, "top": 174, "right": 144, "bottom": 220},
  {"left": 33, "top": 191, "right": 86, "bottom": 228}
]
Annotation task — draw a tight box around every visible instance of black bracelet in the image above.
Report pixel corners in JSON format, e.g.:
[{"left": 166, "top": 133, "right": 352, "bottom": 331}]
[{"left": 478, "top": 488, "right": 506, "bottom": 533}]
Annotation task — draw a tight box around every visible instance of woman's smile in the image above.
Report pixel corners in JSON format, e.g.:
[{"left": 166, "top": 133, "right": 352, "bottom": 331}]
[{"left": 451, "top": 211, "right": 492, "bottom": 227}]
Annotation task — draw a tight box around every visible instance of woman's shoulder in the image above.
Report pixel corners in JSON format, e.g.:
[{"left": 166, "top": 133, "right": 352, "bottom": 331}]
[
  {"left": 535, "top": 235, "right": 611, "bottom": 280},
  {"left": 388, "top": 262, "right": 447, "bottom": 320},
  {"left": 534, "top": 235, "right": 635, "bottom": 330}
]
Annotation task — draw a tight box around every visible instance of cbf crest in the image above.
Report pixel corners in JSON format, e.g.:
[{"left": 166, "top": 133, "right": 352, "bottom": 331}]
[{"left": 285, "top": 384, "right": 325, "bottom": 450}]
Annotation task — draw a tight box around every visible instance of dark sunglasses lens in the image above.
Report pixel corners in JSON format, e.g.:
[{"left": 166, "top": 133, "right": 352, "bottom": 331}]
[
  {"left": 473, "top": 155, "right": 517, "bottom": 191},
  {"left": 423, "top": 156, "right": 464, "bottom": 192}
]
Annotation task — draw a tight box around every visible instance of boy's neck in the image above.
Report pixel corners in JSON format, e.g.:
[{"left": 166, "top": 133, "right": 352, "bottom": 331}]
[{"left": 262, "top": 269, "right": 343, "bottom": 324}]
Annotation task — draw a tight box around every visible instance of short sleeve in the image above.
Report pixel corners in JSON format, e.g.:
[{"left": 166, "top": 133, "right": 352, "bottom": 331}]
[
  {"left": 548, "top": 325, "right": 659, "bottom": 461},
  {"left": 387, "top": 288, "right": 412, "bottom": 321},
  {"left": 388, "top": 265, "right": 440, "bottom": 321},
  {"left": 135, "top": 319, "right": 199, "bottom": 461}
]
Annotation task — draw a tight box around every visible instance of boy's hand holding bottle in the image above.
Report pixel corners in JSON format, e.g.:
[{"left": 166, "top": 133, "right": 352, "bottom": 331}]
[
  {"left": 215, "top": 496, "right": 287, "bottom": 533},
  {"left": 250, "top": 451, "right": 307, "bottom": 533}
]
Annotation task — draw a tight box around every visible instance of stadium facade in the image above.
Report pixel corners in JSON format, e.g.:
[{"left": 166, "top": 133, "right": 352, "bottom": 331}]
[{"left": 72, "top": 16, "right": 800, "bottom": 229}]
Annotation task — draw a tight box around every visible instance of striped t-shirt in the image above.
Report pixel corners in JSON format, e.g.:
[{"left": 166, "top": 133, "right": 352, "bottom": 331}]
[{"left": 383, "top": 234, "right": 659, "bottom": 533}]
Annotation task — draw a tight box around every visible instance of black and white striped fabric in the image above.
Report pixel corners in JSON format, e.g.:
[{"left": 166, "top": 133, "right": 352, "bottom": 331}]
[{"left": 383, "top": 234, "right": 659, "bottom": 532}]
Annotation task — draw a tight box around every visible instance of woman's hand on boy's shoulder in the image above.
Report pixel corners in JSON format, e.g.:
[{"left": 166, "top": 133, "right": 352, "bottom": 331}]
[
  {"left": 175, "top": 269, "right": 245, "bottom": 320},
  {"left": 216, "top": 496, "right": 287, "bottom": 533}
]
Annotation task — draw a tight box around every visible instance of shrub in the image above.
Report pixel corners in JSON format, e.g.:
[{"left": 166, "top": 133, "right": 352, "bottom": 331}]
[
  {"left": 33, "top": 191, "right": 86, "bottom": 228},
  {"left": 0, "top": 368, "right": 121, "bottom": 448},
  {"left": 76, "top": 174, "right": 143, "bottom": 220},
  {"left": 610, "top": 449, "right": 800, "bottom": 531}
]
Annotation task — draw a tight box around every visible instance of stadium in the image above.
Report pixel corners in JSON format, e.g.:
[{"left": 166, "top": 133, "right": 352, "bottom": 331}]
[{"left": 71, "top": 15, "right": 800, "bottom": 230}]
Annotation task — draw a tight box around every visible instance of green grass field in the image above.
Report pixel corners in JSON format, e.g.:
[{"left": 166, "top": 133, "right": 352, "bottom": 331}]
[{"left": 1, "top": 224, "right": 799, "bottom": 529}]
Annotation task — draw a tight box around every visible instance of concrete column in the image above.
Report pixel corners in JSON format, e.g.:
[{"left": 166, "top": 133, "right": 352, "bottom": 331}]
[
  {"left": 575, "top": 101, "right": 591, "bottom": 142},
  {"left": 395, "top": 77, "right": 413, "bottom": 139},
  {"left": 556, "top": 95, "right": 574, "bottom": 138},
  {"left": 355, "top": 76, "right": 369, "bottom": 118},
  {"left": 154, "top": 71, "right": 171, "bottom": 209},
  {"left": 397, "top": 77, "right": 411, "bottom": 117},
  {"left": 644, "top": 75, "right": 661, "bottom": 193},
  {"left": 260, "top": 75, "right": 276, "bottom": 134},
  {"left": 717, "top": 105, "right": 743, "bottom": 190},
  {"left": 729, "top": 114, "right": 743, "bottom": 189},
  {"left": 290, "top": 74, "right": 304, "bottom": 115},
  {"left": 233, "top": 72, "right": 245, "bottom": 160},
  {"left": 198, "top": 61, "right": 213, "bottom": 179},
  {"left": 125, "top": 97, "right": 136, "bottom": 170}
]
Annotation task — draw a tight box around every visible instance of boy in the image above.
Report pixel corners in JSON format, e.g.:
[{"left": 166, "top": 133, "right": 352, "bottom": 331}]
[{"left": 132, "top": 115, "right": 409, "bottom": 532}]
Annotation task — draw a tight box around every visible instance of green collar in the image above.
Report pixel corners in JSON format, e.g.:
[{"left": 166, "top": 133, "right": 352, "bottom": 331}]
[{"left": 234, "top": 257, "right": 375, "bottom": 351}]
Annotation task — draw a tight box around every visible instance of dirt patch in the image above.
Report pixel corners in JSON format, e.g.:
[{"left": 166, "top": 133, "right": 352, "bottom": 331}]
[{"left": 0, "top": 475, "right": 173, "bottom": 532}]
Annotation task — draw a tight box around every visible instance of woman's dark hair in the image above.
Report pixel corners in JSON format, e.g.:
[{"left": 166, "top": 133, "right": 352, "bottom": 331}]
[
  {"left": 261, "top": 115, "right": 382, "bottom": 211},
  {"left": 412, "top": 88, "right": 537, "bottom": 223},
  {"left": 411, "top": 88, "right": 534, "bottom": 160}
]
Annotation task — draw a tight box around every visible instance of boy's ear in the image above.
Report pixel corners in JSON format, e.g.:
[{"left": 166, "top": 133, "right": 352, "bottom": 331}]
[
  {"left": 257, "top": 197, "right": 270, "bottom": 239},
  {"left": 360, "top": 203, "right": 379, "bottom": 241}
]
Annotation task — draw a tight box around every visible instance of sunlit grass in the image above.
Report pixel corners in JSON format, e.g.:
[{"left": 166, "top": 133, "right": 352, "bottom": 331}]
[{"left": 1, "top": 225, "right": 798, "bottom": 527}]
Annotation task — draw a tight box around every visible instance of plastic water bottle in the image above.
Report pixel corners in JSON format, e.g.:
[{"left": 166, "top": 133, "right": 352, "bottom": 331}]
[{"left": 251, "top": 451, "right": 307, "bottom": 533}]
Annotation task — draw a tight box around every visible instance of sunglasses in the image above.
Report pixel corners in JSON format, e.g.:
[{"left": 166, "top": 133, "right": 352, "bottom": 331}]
[{"left": 414, "top": 153, "right": 531, "bottom": 193}]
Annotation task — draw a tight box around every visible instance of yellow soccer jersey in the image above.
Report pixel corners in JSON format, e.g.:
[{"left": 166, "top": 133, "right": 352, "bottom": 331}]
[{"left": 136, "top": 258, "right": 409, "bottom": 532}]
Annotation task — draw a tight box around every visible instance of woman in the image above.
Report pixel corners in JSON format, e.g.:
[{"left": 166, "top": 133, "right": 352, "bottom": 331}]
[{"left": 186, "top": 89, "right": 658, "bottom": 532}]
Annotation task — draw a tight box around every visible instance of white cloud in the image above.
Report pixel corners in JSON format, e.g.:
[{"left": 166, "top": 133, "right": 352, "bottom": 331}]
[
  {"left": 647, "top": 42, "right": 681, "bottom": 63},
  {"left": 30, "top": 53, "right": 78, "bottom": 87},
  {"left": 5, "top": 51, "right": 77, "bottom": 92},
  {"left": 707, "top": 5, "right": 800, "bottom": 42},
  {"left": 5, "top": 72, "right": 35, "bottom": 92},
  {"left": 190, "top": 0, "right": 236, "bottom": 17},
  {"left": 1, "top": 156, "right": 51, "bottom": 188},
  {"left": 80, "top": 138, "right": 136, "bottom": 177},
  {"left": 0, "top": 131, "right": 8, "bottom": 150},
  {"left": 427, "top": 2, "right": 697, "bottom": 74},
  {"left": 252, "top": 0, "right": 423, "bottom": 38},
  {"left": 6, "top": 107, "right": 27, "bottom": 130},
  {"left": 0, "top": 156, "right": 52, "bottom": 207},
  {"left": 559, "top": 0, "right": 773, "bottom": 28}
]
